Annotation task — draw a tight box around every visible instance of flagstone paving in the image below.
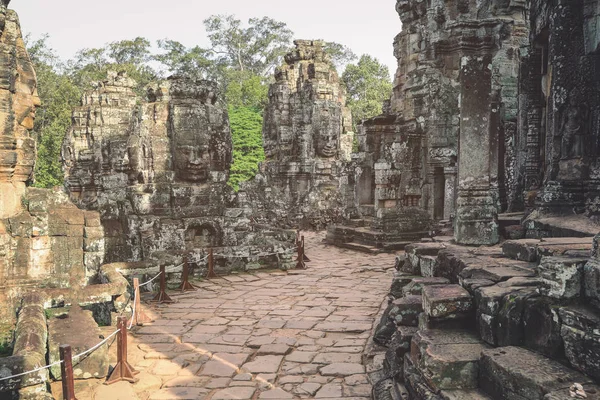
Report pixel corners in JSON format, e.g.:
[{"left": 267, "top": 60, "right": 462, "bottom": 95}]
[{"left": 61, "top": 232, "right": 396, "bottom": 399}]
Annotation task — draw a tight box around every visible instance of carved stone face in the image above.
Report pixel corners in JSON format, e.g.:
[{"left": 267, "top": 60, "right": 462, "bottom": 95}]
[
  {"left": 0, "top": 9, "right": 41, "bottom": 183},
  {"left": 127, "top": 137, "right": 154, "bottom": 184},
  {"left": 170, "top": 105, "right": 212, "bottom": 182},
  {"left": 315, "top": 130, "right": 338, "bottom": 158},
  {"left": 173, "top": 142, "right": 211, "bottom": 182}
]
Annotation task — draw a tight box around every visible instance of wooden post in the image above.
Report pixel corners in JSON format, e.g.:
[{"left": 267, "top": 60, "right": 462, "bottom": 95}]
[
  {"left": 301, "top": 235, "right": 311, "bottom": 262},
  {"left": 207, "top": 248, "right": 218, "bottom": 278},
  {"left": 59, "top": 345, "right": 78, "bottom": 400},
  {"left": 128, "top": 278, "right": 153, "bottom": 326},
  {"left": 295, "top": 236, "right": 306, "bottom": 270},
  {"left": 179, "top": 256, "right": 198, "bottom": 292},
  {"left": 105, "top": 317, "right": 139, "bottom": 385},
  {"left": 151, "top": 266, "right": 174, "bottom": 304}
]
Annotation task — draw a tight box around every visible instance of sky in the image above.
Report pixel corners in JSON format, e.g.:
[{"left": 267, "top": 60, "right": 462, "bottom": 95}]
[{"left": 12, "top": 0, "right": 401, "bottom": 77}]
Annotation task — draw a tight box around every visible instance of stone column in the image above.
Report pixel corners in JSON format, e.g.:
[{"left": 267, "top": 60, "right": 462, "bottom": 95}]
[
  {"left": 443, "top": 166, "right": 457, "bottom": 220},
  {"left": 455, "top": 55, "right": 499, "bottom": 245}
]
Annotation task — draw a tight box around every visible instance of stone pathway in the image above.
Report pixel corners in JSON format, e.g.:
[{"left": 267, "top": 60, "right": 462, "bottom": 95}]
[{"left": 66, "top": 232, "right": 396, "bottom": 399}]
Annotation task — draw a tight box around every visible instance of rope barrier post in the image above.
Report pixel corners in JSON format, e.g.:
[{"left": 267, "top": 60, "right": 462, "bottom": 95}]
[
  {"left": 179, "top": 256, "right": 198, "bottom": 292},
  {"left": 105, "top": 317, "right": 139, "bottom": 385},
  {"left": 151, "top": 266, "right": 174, "bottom": 304},
  {"left": 295, "top": 236, "right": 306, "bottom": 270},
  {"left": 129, "top": 278, "right": 153, "bottom": 326},
  {"left": 59, "top": 345, "right": 77, "bottom": 400},
  {"left": 301, "top": 235, "right": 311, "bottom": 262},
  {"left": 207, "top": 248, "right": 218, "bottom": 278}
]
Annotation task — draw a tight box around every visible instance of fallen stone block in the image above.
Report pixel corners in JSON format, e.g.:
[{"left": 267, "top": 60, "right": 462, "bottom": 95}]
[{"left": 48, "top": 306, "right": 109, "bottom": 380}]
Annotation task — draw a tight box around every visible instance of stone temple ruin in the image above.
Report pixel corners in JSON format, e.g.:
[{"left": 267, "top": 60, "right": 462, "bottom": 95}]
[
  {"left": 1, "top": 0, "right": 600, "bottom": 398},
  {"left": 242, "top": 40, "right": 356, "bottom": 230},
  {"left": 62, "top": 72, "right": 296, "bottom": 276}
]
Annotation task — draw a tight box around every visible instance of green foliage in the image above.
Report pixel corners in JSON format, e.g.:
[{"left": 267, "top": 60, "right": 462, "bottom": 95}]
[
  {"left": 228, "top": 106, "right": 265, "bottom": 190},
  {"left": 27, "top": 35, "right": 81, "bottom": 188},
  {"left": 67, "top": 37, "right": 158, "bottom": 94},
  {"left": 224, "top": 70, "right": 269, "bottom": 110},
  {"left": 203, "top": 15, "right": 293, "bottom": 76},
  {"left": 342, "top": 54, "right": 393, "bottom": 127},
  {"left": 155, "top": 39, "right": 215, "bottom": 80},
  {"left": 322, "top": 41, "right": 357, "bottom": 72}
]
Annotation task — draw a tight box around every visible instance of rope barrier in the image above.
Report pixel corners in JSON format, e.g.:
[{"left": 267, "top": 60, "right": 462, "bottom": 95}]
[
  {"left": 0, "top": 329, "right": 119, "bottom": 382},
  {"left": 0, "top": 360, "right": 63, "bottom": 382},
  {"left": 73, "top": 329, "right": 119, "bottom": 360}
]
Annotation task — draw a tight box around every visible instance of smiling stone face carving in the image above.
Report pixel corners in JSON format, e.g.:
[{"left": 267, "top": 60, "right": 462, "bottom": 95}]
[{"left": 168, "top": 78, "right": 231, "bottom": 183}]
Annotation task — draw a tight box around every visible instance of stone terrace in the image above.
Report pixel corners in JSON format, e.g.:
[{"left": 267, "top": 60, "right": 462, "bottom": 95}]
[{"left": 58, "top": 232, "right": 396, "bottom": 399}]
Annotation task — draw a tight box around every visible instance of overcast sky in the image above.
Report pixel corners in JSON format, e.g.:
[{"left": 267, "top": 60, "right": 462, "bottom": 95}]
[{"left": 13, "top": 0, "right": 401, "bottom": 77}]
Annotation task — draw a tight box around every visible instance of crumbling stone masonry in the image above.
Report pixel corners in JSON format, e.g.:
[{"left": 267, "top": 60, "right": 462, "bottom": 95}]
[
  {"left": 0, "top": 5, "right": 105, "bottom": 328},
  {"left": 63, "top": 74, "right": 296, "bottom": 275}
]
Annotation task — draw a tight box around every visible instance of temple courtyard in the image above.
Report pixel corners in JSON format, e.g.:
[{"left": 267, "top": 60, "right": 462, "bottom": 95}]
[{"left": 53, "top": 232, "right": 396, "bottom": 399}]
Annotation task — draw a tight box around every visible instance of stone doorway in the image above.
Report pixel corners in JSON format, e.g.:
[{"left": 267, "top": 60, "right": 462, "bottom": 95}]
[
  {"left": 433, "top": 167, "right": 445, "bottom": 220},
  {"left": 358, "top": 167, "right": 374, "bottom": 205}
]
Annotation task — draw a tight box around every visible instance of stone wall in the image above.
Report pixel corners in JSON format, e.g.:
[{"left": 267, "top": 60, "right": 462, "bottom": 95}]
[
  {"left": 0, "top": 6, "right": 105, "bottom": 328},
  {"left": 63, "top": 74, "right": 295, "bottom": 273},
  {"left": 519, "top": 0, "right": 600, "bottom": 223},
  {"left": 241, "top": 40, "right": 356, "bottom": 230}
]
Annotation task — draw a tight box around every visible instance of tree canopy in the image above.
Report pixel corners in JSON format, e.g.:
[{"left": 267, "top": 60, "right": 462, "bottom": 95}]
[{"left": 342, "top": 54, "right": 392, "bottom": 127}]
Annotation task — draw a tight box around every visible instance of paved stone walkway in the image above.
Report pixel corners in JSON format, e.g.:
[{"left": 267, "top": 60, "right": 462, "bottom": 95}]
[{"left": 71, "top": 232, "right": 396, "bottom": 399}]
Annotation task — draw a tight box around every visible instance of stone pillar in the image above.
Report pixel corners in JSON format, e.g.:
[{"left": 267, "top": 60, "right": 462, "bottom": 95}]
[
  {"left": 443, "top": 166, "right": 457, "bottom": 220},
  {"left": 455, "top": 55, "right": 499, "bottom": 245}
]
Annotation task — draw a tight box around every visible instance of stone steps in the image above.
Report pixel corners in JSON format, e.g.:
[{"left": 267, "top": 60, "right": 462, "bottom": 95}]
[
  {"left": 502, "top": 237, "right": 594, "bottom": 262},
  {"left": 335, "top": 241, "right": 384, "bottom": 254},
  {"left": 480, "top": 346, "right": 600, "bottom": 400},
  {"left": 326, "top": 225, "right": 426, "bottom": 252},
  {"left": 410, "top": 329, "right": 490, "bottom": 392}
]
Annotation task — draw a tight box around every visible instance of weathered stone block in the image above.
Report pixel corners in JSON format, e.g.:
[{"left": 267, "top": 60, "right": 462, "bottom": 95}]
[
  {"left": 422, "top": 285, "right": 473, "bottom": 318},
  {"left": 559, "top": 305, "right": 600, "bottom": 380},
  {"left": 48, "top": 307, "right": 109, "bottom": 380},
  {"left": 523, "top": 297, "right": 564, "bottom": 360},
  {"left": 584, "top": 258, "right": 600, "bottom": 307},
  {"left": 390, "top": 295, "right": 423, "bottom": 326},
  {"left": 480, "top": 347, "right": 591, "bottom": 400},
  {"left": 390, "top": 273, "right": 418, "bottom": 299},
  {"left": 411, "top": 330, "right": 488, "bottom": 390},
  {"left": 538, "top": 256, "right": 587, "bottom": 299},
  {"left": 402, "top": 277, "right": 450, "bottom": 296}
]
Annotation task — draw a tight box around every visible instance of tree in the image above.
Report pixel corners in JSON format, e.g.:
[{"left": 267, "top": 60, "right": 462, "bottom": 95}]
[
  {"left": 323, "top": 41, "right": 357, "bottom": 72},
  {"left": 203, "top": 15, "right": 293, "bottom": 77},
  {"left": 154, "top": 39, "right": 215, "bottom": 79},
  {"left": 67, "top": 37, "right": 157, "bottom": 93},
  {"left": 26, "top": 35, "right": 81, "bottom": 188},
  {"left": 228, "top": 106, "right": 265, "bottom": 190},
  {"left": 223, "top": 69, "right": 269, "bottom": 110},
  {"left": 342, "top": 55, "right": 392, "bottom": 126}
]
